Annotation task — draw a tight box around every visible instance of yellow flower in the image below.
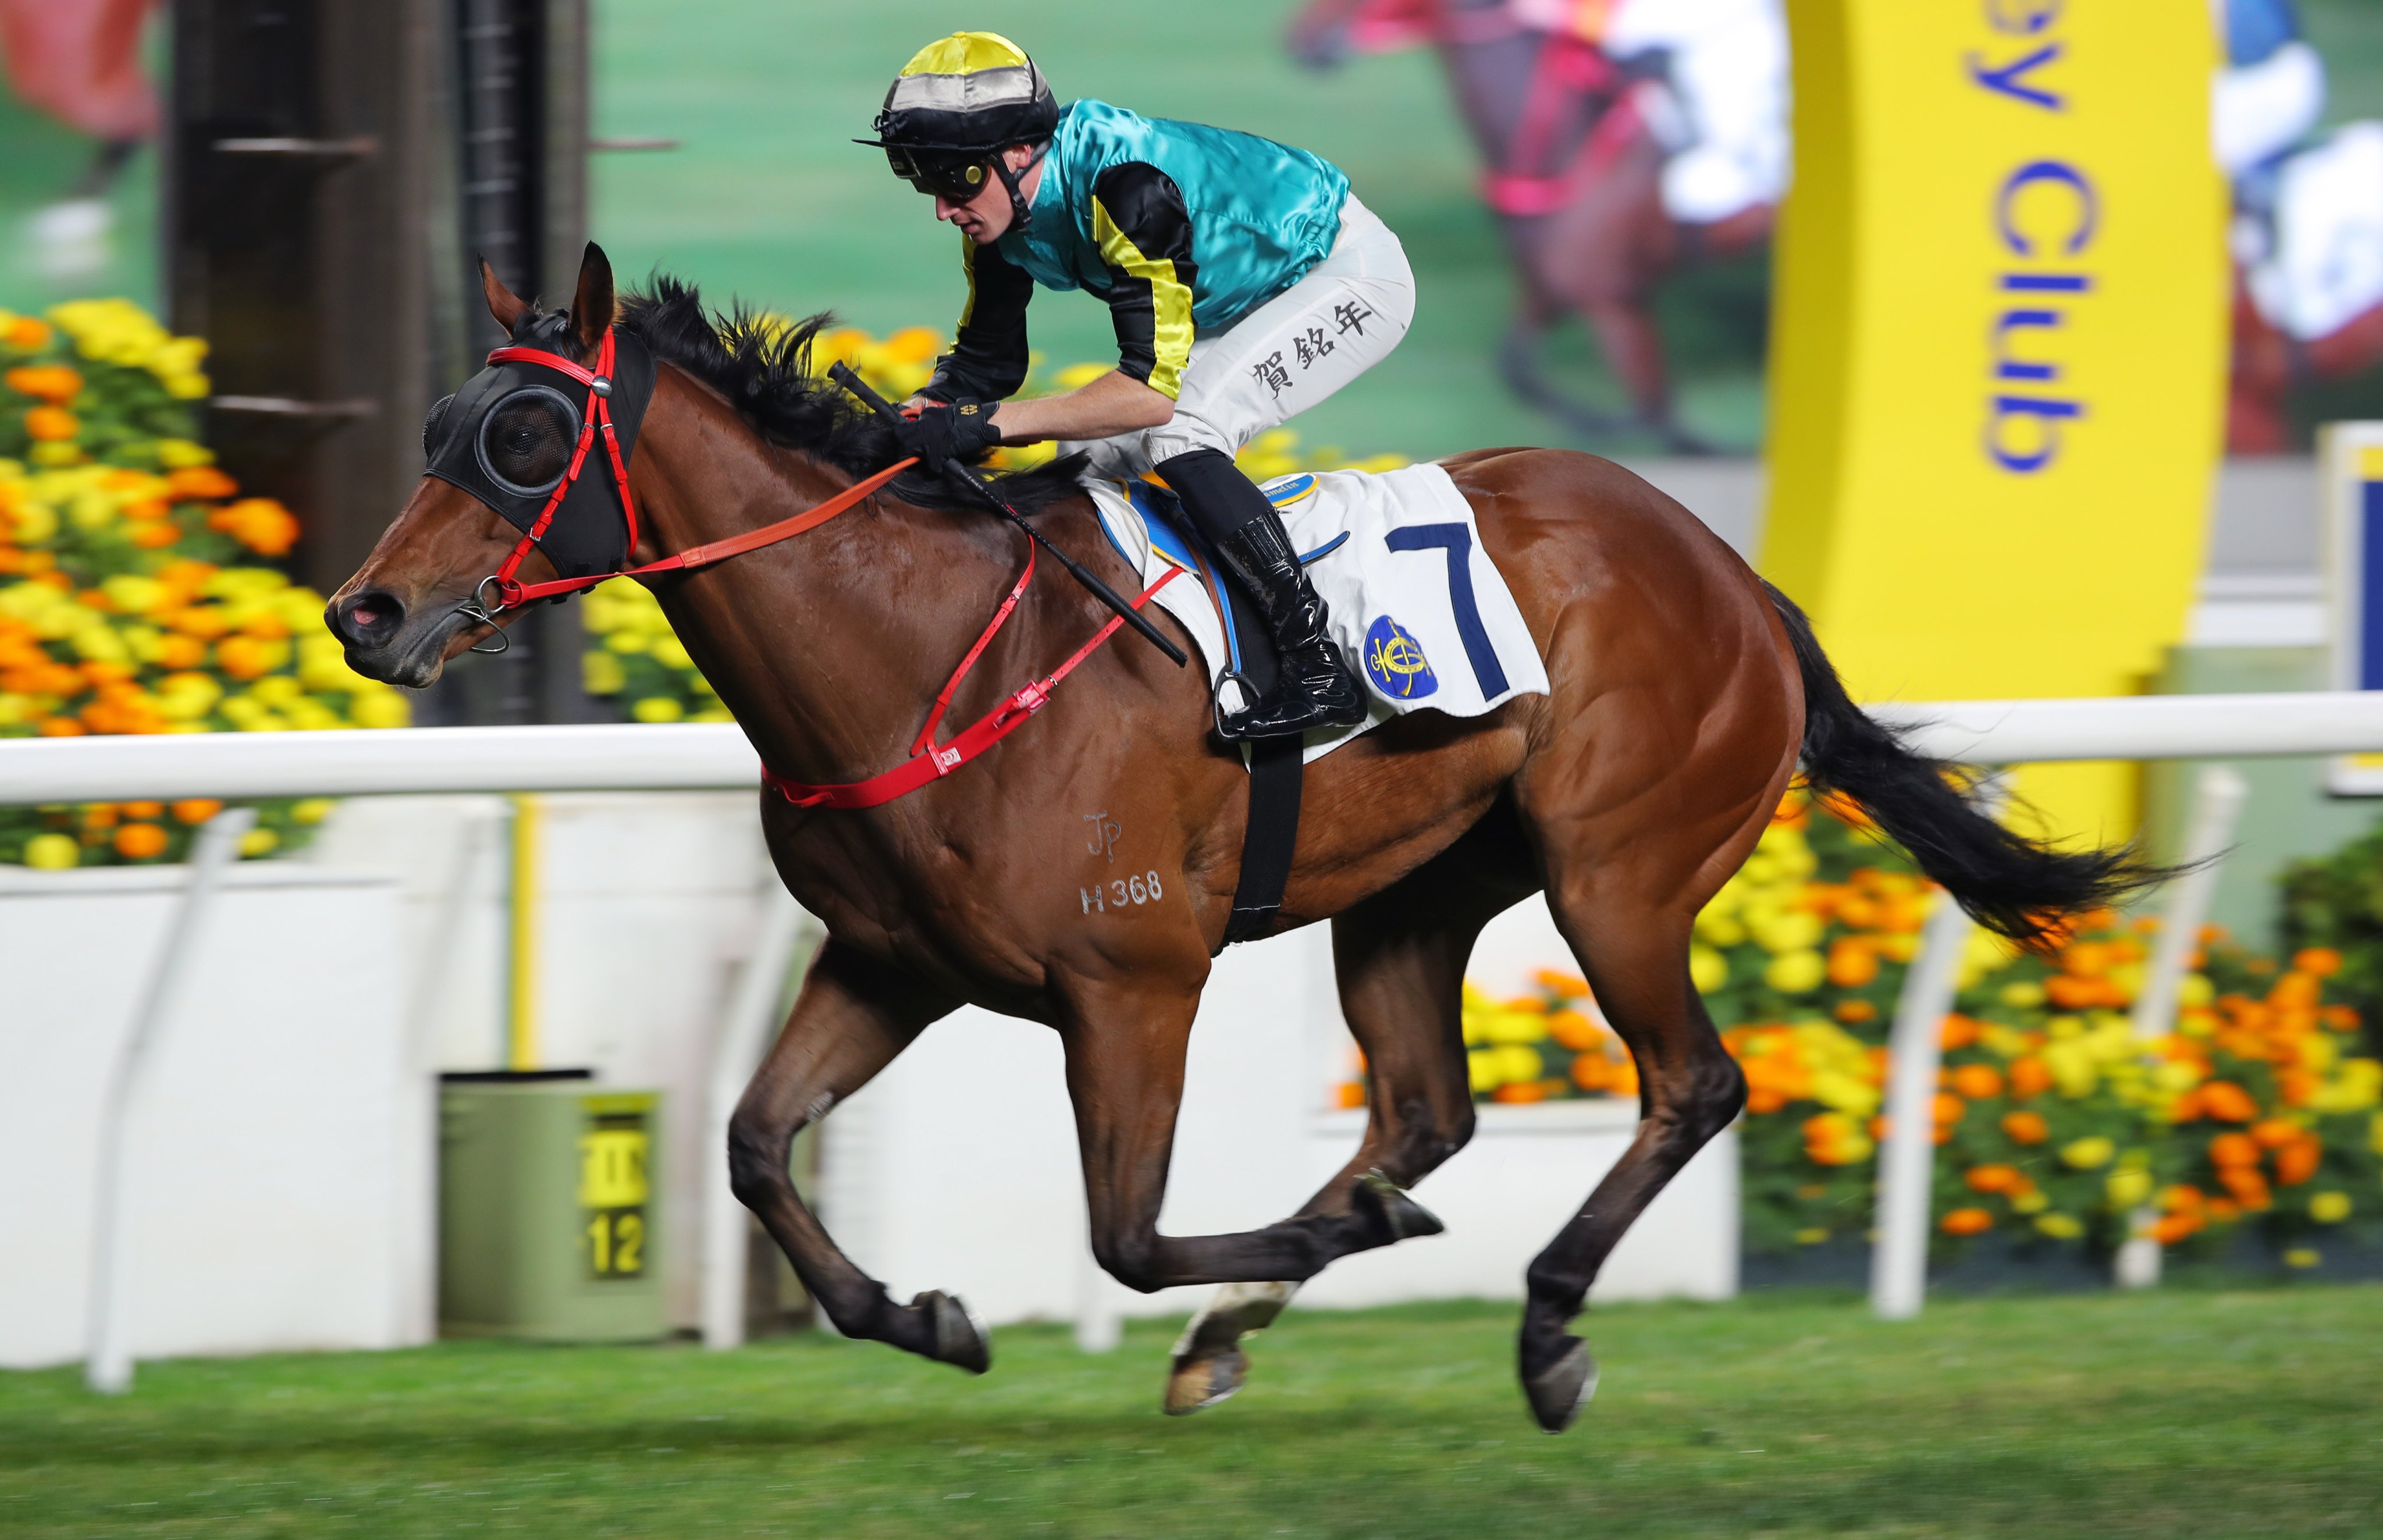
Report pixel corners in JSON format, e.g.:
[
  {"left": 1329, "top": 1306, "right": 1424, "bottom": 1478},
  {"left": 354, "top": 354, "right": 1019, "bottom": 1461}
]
[
  {"left": 2032, "top": 1213, "right": 2085, "bottom": 1240},
  {"left": 1467, "top": 1048, "right": 1500, "bottom": 1093},
  {"left": 2105, "top": 1168, "right": 2153, "bottom": 1209},
  {"left": 350, "top": 689, "right": 411, "bottom": 729},
  {"left": 291, "top": 799, "right": 336, "bottom": 825},
  {"left": 631, "top": 695, "right": 682, "bottom": 723},
  {"left": 2309, "top": 1191, "right": 2352, "bottom": 1224},
  {"left": 2061, "top": 1136, "right": 2116, "bottom": 1169},
  {"left": 239, "top": 827, "right": 279, "bottom": 857},
  {"left": 1794, "top": 1227, "right": 1830, "bottom": 1245},
  {"left": 2282, "top": 1247, "right": 2321, "bottom": 1269},
  {"left": 154, "top": 438, "right": 215, "bottom": 469},
  {"left": 1765, "top": 948, "right": 1826, "bottom": 994},
  {"left": 650, "top": 635, "right": 694, "bottom": 670},
  {"left": 1689, "top": 944, "right": 1728, "bottom": 993},
  {"left": 1491, "top": 1044, "right": 1543, "bottom": 1085},
  {"left": 1999, "top": 980, "right": 2046, "bottom": 1009},
  {"left": 2011, "top": 1188, "right": 2050, "bottom": 1214},
  {"left": 582, "top": 650, "right": 627, "bottom": 695},
  {"left": 23, "top": 833, "right": 80, "bottom": 869}
]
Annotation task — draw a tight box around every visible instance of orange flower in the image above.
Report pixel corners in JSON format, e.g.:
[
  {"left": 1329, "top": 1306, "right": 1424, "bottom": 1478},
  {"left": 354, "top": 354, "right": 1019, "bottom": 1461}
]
[
  {"left": 1826, "top": 938, "right": 1879, "bottom": 988},
  {"left": 1571, "top": 1054, "right": 1610, "bottom": 1094},
  {"left": 2274, "top": 1137, "right": 2322, "bottom": 1187},
  {"left": 2151, "top": 1212, "right": 2204, "bottom": 1244},
  {"left": 1951, "top": 1064, "right": 2004, "bottom": 1101},
  {"left": 157, "top": 634, "right": 206, "bottom": 669},
  {"left": 1939, "top": 1015, "right": 1982, "bottom": 1051},
  {"left": 2008, "top": 1057, "right": 2053, "bottom": 1099},
  {"left": 121, "top": 801, "right": 162, "bottom": 819},
  {"left": 2208, "top": 1132, "right": 2261, "bottom": 1168},
  {"left": 163, "top": 465, "right": 239, "bottom": 502},
  {"left": 1548, "top": 1009, "right": 1603, "bottom": 1051},
  {"left": 5, "top": 316, "right": 52, "bottom": 348},
  {"left": 2198, "top": 1080, "right": 2258, "bottom": 1123},
  {"left": 4, "top": 364, "right": 82, "bottom": 402},
  {"left": 1940, "top": 1207, "right": 1994, "bottom": 1236},
  {"left": 112, "top": 822, "right": 169, "bottom": 859},
  {"left": 2250, "top": 1118, "right": 2303, "bottom": 1150},
  {"left": 24, "top": 405, "right": 79, "bottom": 440},
  {"left": 39, "top": 716, "right": 86, "bottom": 737},
  {"left": 1933, "top": 1091, "right": 1967, "bottom": 1126},
  {"left": 1333, "top": 1081, "right": 1364, "bottom": 1109},
  {"left": 171, "top": 799, "right": 225, "bottom": 824},
  {"left": 1834, "top": 999, "right": 1878, "bottom": 1025},
  {"left": 1607, "top": 1057, "right": 1638, "bottom": 1098},
  {"left": 2168, "top": 1086, "right": 2204, "bottom": 1123},
  {"left": 2292, "top": 947, "right": 2342, "bottom": 979},
  {"left": 207, "top": 497, "right": 300, "bottom": 557},
  {"left": 2322, "top": 1005, "right": 2361, "bottom": 1033},
  {"left": 214, "top": 634, "right": 279, "bottom": 680},
  {"left": 1492, "top": 1080, "right": 1548, "bottom": 1104},
  {"left": 2217, "top": 1166, "right": 2272, "bottom": 1211},
  {"left": 2279, "top": 1069, "right": 2320, "bottom": 1107},
  {"left": 129, "top": 521, "right": 182, "bottom": 549},
  {"left": 1745, "top": 1085, "right": 1786, "bottom": 1114},
  {"left": 1964, "top": 1163, "right": 2022, "bottom": 1193},
  {"left": 2001, "top": 1110, "right": 2050, "bottom": 1144}
]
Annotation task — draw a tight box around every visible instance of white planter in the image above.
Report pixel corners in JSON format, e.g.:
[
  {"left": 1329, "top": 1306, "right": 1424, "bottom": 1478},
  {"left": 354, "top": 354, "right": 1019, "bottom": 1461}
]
[{"left": 0, "top": 862, "right": 415, "bottom": 1368}]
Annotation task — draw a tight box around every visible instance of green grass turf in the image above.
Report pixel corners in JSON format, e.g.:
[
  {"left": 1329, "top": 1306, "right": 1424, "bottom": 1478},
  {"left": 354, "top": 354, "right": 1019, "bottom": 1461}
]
[{"left": 3, "top": 1288, "right": 2378, "bottom": 1538}]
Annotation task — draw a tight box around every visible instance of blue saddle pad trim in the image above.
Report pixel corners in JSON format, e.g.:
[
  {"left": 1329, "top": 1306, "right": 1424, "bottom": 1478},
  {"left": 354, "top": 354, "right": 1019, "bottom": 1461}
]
[{"left": 1097, "top": 479, "right": 1354, "bottom": 682}]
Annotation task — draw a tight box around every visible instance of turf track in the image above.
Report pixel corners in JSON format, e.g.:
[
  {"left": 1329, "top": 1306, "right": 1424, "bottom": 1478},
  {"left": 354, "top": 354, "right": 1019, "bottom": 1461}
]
[{"left": 3, "top": 1288, "right": 2378, "bottom": 1538}]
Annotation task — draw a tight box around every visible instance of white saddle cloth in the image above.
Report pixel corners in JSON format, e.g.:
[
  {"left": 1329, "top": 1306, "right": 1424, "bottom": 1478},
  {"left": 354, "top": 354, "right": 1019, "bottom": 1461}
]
[{"left": 1089, "top": 462, "right": 1551, "bottom": 765}]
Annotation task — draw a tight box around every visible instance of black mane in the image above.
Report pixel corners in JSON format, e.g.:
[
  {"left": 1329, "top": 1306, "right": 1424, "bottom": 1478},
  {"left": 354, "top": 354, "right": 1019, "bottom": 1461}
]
[{"left": 610, "top": 277, "right": 1088, "bottom": 514}]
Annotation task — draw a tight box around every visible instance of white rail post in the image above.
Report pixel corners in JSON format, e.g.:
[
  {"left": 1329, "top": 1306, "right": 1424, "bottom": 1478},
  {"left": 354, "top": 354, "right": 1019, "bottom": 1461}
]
[
  {"left": 86, "top": 806, "right": 257, "bottom": 1393},
  {"left": 1870, "top": 885, "right": 1977, "bottom": 1321},
  {"left": 2115, "top": 764, "right": 2249, "bottom": 1289},
  {"left": 702, "top": 887, "right": 816, "bottom": 1349}
]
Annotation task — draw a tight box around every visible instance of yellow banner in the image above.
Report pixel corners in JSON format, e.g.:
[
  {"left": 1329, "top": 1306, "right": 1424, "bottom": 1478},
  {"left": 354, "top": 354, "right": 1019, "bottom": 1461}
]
[{"left": 1765, "top": 0, "right": 2227, "bottom": 840}]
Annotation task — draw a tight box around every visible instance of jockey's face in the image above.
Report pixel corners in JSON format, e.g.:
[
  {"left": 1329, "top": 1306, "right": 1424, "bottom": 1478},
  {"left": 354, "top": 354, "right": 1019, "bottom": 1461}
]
[{"left": 935, "top": 143, "right": 1041, "bottom": 244}]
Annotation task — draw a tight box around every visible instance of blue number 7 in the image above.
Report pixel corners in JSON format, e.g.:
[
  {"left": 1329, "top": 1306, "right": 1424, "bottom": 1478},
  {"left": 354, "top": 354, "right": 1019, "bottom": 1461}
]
[{"left": 1384, "top": 523, "right": 1509, "bottom": 698}]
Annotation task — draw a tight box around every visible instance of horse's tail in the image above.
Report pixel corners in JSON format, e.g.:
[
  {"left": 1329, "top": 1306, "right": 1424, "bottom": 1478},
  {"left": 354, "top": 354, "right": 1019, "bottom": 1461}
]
[{"left": 1763, "top": 581, "right": 2159, "bottom": 947}]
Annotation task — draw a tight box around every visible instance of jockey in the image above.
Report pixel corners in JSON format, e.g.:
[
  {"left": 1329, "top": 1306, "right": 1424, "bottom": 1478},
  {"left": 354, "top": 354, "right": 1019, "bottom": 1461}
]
[{"left": 860, "top": 31, "right": 1415, "bottom": 741}]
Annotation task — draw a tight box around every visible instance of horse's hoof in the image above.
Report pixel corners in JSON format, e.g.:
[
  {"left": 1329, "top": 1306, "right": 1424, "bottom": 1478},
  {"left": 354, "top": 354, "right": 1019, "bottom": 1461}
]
[
  {"left": 1164, "top": 1281, "right": 1296, "bottom": 1415},
  {"left": 1164, "top": 1345, "right": 1249, "bottom": 1415},
  {"left": 1521, "top": 1337, "right": 1599, "bottom": 1434},
  {"left": 913, "top": 1289, "right": 990, "bottom": 1375},
  {"left": 1354, "top": 1168, "right": 1445, "bottom": 1242}
]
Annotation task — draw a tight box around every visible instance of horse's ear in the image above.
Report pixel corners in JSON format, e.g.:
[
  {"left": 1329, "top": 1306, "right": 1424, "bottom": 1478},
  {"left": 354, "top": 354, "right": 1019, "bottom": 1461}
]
[
  {"left": 480, "top": 258, "right": 527, "bottom": 334},
  {"left": 570, "top": 242, "right": 616, "bottom": 357}
]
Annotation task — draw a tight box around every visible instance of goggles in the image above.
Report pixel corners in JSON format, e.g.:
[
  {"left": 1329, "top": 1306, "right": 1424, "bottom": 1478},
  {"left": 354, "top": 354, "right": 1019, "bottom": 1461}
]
[{"left": 884, "top": 145, "right": 994, "bottom": 201}]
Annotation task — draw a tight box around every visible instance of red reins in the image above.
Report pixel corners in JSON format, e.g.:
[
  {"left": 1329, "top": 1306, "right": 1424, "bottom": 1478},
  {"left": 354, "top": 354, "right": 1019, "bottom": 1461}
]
[{"left": 469, "top": 326, "right": 1182, "bottom": 812}]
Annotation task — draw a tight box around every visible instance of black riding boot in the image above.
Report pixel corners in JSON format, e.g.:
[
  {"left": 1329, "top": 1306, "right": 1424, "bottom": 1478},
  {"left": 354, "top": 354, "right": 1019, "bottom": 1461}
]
[{"left": 1158, "top": 447, "right": 1366, "bottom": 739}]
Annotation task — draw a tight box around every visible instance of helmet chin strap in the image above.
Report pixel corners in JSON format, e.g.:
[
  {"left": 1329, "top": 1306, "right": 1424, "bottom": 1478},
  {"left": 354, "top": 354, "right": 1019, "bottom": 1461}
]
[{"left": 989, "top": 141, "right": 1047, "bottom": 232}]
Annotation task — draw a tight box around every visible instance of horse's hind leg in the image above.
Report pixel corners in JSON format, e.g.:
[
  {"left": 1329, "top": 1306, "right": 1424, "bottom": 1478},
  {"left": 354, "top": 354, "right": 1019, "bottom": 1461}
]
[
  {"left": 726, "top": 939, "right": 983, "bottom": 1370},
  {"left": 1515, "top": 884, "right": 1749, "bottom": 1432},
  {"left": 1168, "top": 816, "right": 1533, "bottom": 1414}
]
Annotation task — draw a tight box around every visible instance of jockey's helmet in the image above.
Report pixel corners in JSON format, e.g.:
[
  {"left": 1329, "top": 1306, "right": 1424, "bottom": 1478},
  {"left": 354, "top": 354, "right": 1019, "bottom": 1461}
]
[{"left": 858, "top": 31, "right": 1057, "bottom": 217}]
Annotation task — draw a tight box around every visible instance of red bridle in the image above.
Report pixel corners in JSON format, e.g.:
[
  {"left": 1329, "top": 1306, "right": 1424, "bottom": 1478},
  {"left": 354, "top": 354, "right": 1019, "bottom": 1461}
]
[{"left": 459, "top": 326, "right": 1181, "bottom": 812}]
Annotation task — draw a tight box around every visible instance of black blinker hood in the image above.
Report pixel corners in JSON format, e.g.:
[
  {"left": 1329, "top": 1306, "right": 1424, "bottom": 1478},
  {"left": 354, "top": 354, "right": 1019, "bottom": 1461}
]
[{"left": 421, "top": 330, "right": 657, "bottom": 581}]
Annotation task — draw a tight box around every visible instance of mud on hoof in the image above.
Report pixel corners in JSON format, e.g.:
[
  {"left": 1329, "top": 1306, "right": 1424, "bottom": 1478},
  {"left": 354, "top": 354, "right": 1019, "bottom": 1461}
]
[
  {"left": 912, "top": 1289, "right": 990, "bottom": 1375},
  {"left": 1521, "top": 1336, "right": 1599, "bottom": 1434},
  {"left": 1353, "top": 1168, "right": 1445, "bottom": 1243},
  {"left": 1164, "top": 1281, "right": 1295, "bottom": 1416}
]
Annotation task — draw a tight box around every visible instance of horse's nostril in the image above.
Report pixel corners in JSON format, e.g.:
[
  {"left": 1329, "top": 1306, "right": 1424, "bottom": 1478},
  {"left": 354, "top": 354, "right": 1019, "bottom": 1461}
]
[{"left": 333, "top": 590, "right": 406, "bottom": 648}]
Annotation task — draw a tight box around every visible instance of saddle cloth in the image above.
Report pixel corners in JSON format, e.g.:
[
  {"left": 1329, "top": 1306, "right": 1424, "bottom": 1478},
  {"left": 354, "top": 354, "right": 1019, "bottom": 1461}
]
[{"left": 1089, "top": 462, "right": 1550, "bottom": 765}]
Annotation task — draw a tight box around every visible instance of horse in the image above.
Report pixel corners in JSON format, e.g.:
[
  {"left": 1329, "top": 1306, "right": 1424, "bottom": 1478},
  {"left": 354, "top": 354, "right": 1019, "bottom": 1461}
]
[
  {"left": 328, "top": 243, "right": 2144, "bottom": 1431},
  {"left": 1286, "top": 0, "right": 1779, "bottom": 454}
]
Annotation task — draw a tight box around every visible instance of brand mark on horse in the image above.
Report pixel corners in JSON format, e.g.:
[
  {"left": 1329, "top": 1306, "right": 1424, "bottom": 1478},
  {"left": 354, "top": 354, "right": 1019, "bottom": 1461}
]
[
  {"left": 1363, "top": 614, "right": 1437, "bottom": 699},
  {"left": 1081, "top": 870, "right": 1165, "bottom": 915},
  {"left": 1083, "top": 810, "right": 1122, "bottom": 863}
]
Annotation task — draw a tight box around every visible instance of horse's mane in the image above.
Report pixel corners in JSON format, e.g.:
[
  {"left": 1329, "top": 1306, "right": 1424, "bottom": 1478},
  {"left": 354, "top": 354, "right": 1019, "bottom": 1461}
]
[{"left": 606, "top": 276, "right": 1089, "bottom": 514}]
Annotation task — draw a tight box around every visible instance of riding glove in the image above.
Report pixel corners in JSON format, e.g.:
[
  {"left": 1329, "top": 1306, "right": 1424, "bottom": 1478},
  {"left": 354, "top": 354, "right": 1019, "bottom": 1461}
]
[{"left": 894, "top": 398, "right": 1004, "bottom": 465}]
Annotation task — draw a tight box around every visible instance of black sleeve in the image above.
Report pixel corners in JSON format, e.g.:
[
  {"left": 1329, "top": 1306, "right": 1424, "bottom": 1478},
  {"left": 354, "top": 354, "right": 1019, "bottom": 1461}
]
[
  {"left": 926, "top": 233, "right": 1033, "bottom": 402},
  {"left": 1087, "top": 161, "right": 1198, "bottom": 400}
]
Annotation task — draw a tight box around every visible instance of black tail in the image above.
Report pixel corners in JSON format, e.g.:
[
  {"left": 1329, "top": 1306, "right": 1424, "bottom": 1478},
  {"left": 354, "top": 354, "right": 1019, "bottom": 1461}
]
[{"left": 1765, "top": 582, "right": 2158, "bottom": 947}]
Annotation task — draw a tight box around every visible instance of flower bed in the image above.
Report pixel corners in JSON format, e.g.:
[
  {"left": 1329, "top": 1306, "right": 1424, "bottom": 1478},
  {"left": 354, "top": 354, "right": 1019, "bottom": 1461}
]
[
  {"left": 577, "top": 323, "right": 1411, "bottom": 724},
  {"left": 1, "top": 300, "right": 411, "bottom": 867},
  {"left": 1350, "top": 794, "right": 2383, "bottom": 1268}
]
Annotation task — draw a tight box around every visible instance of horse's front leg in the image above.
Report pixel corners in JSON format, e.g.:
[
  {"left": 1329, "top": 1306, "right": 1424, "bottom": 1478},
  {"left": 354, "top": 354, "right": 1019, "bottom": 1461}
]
[
  {"left": 1058, "top": 970, "right": 1434, "bottom": 1299},
  {"left": 725, "top": 938, "right": 984, "bottom": 1370}
]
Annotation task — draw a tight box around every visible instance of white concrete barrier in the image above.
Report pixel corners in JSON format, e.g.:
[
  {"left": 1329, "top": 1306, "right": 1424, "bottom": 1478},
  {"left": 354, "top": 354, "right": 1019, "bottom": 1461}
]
[{"left": 0, "top": 863, "right": 415, "bottom": 1368}]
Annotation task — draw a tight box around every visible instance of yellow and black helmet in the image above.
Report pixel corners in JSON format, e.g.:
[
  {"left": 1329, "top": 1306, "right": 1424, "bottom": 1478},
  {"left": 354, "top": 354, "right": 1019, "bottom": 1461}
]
[{"left": 862, "top": 31, "right": 1058, "bottom": 157}]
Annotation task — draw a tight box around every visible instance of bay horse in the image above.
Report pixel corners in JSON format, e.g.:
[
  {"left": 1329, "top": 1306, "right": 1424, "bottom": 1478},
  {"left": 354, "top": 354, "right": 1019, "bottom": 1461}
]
[
  {"left": 1287, "top": 0, "right": 1777, "bottom": 454},
  {"left": 329, "top": 244, "right": 2140, "bottom": 1431}
]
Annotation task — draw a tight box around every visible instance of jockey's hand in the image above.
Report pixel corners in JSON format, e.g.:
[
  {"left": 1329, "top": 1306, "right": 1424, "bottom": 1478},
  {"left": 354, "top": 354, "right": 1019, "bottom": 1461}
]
[{"left": 894, "top": 397, "right": 1003, "bottom": 465}]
